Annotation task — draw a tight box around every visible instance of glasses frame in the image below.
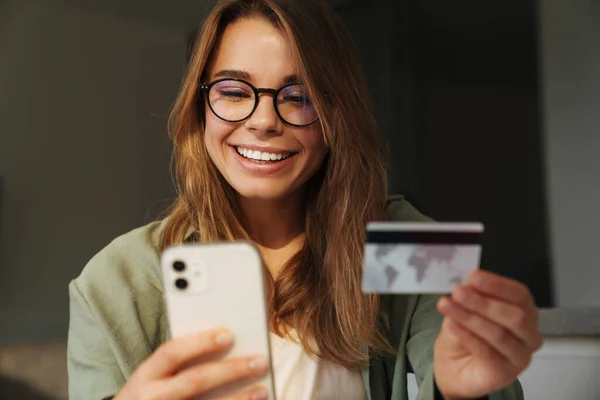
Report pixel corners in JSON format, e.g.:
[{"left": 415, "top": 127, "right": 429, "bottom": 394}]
[{"left": 199, "top": 78, "right": 320, "bottom": 128}]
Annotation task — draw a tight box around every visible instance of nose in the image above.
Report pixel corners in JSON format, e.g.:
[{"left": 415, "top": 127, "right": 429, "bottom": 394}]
[{"left": 244, "top": 93, "right": 283, "bottom": 136}]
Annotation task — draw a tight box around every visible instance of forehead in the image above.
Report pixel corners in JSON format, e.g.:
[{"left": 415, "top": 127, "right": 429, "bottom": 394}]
[{"left": 208, "top": 17, "right": 299, "bottom": 83}]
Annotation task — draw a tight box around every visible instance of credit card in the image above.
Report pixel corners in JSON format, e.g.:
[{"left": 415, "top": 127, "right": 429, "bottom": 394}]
[{"left": 362, "top": 222, "right": 483, "bottom": 294}]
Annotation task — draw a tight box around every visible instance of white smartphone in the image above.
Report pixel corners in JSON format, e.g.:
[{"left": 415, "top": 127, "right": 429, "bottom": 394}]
[{"left": 161, "top": 242, "right": 276, "bottom": 400}]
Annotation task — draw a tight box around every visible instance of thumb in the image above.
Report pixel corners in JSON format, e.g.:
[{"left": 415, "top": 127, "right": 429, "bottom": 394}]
[{"left": 435, "top": 298, "right": 466, "bottom": 355}]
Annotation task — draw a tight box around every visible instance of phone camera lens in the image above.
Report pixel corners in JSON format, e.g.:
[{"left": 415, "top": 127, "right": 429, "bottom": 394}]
[
  {"left": 173, "top": 261, "right": 186, "bottom": 272},
  {"left": 175, "top": 278, "right": 188, "bottom": 290}
]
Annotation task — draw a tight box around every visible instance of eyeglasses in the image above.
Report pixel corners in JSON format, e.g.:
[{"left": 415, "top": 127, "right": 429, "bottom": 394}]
[{"left": 199, "top": 78, "right": 319, "bottom": 127}]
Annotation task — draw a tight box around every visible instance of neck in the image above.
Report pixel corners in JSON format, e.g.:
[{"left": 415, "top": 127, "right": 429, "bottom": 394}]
[{"left": 237, "top": 193, "right": 305, "bottom": 249}]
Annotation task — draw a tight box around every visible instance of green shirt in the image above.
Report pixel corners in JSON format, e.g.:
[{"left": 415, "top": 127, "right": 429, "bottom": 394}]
[{"left": 67, "top": 195, "right": 523, "bottom": 400}]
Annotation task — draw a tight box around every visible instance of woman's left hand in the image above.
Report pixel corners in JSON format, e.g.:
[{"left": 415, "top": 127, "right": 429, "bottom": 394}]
[{"left": 433, "top": 270, "right": 543, "bottom": 400}]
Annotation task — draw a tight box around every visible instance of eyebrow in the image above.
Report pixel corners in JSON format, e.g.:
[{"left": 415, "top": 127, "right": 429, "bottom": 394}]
[{"left": 212, "top": 69, "right": 301, "bottom": 85}]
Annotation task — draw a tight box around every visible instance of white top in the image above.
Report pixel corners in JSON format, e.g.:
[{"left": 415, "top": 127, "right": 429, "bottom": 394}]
[{"left": 269, "top": 331, "right": 367, "bottom": 400}]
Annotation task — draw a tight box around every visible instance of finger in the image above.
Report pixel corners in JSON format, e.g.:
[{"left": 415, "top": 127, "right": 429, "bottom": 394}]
[
  {"left": 441, "top": 317, "right": 503, "bottom": 364},
  {"left": 436, "top": 305, "right": 466, "bottom": 353},
  {"left": 139, "top": 329, "right": 234, "bottom": 379},
  {"left": 164, "top": 355, "right": 270, "bottom": 399},
  {"left": 467, "top": 270, "right": 534, "bottom": 308},
  {"left": 438, "top": 297, "right": 532, "bottom": 370},
  {"left": 217, "top": 385, "right": 269, "bottom": 400},
  {"left": 452, "top": 286, "right": 543, "bottom": 350},
  {"left": 442, "top": 318, "right": 520, "bottom": 386}
]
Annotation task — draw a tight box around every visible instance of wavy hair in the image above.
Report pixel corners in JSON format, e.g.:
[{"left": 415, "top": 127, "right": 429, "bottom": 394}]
[{"left": 161, "top": 0, "right": 392, "bottom": 370}]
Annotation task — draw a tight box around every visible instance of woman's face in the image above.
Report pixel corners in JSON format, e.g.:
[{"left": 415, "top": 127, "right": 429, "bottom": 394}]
[{"left": 203, "top": 17, "right": 326, "bottom": 201}]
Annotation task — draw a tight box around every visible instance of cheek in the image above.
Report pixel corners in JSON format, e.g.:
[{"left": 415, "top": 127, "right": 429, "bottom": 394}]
[
  {"left": 300, "top": 126, "right": 326, "bottom": 157},
  {"left": 204, "top": 114, "right": 231, "bottom": 158}
]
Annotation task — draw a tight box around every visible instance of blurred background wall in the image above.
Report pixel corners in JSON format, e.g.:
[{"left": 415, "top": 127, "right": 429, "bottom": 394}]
[
  {"left": 0, "top": 0, "right": 183, "bottom": 346},
  {"left": 540, "top": 0, "right": 600, "bottom": 308}
]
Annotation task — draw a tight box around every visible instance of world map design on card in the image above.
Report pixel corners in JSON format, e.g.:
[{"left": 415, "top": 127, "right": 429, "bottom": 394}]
[{"left": 362, "top": 222, "right": 483, "bottom": 294}]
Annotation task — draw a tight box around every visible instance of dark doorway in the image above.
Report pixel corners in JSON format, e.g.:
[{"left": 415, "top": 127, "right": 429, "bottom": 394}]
[{"left": 337, "top": 0, "right": 553, "bottom": 306}]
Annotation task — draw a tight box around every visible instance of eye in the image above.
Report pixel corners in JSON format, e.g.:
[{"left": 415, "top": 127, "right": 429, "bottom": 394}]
[
  {"left": 279, "top": 85, "right": 312, "bottom": 106},
  {"left": 219, "top": 88, "right": 252, "bottom": 99},
  {"left": 284, "top": 93, "right": 311, "bottom": 104},
  {"left": 210, "top": 80, "right": 254, "bottom": 102}
]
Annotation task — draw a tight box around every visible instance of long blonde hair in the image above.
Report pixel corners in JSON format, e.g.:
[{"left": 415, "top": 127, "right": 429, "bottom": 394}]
[{"left": 161, "top": 0, "right": 392, "bottom": 370}]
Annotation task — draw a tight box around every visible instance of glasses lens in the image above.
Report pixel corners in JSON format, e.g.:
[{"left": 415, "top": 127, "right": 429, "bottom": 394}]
[
  {"left": 208, "top": 80, "right": 255, "bottom": 122},
  {"left": 277, "top": 85, "right": 318, "bottom": 126}
]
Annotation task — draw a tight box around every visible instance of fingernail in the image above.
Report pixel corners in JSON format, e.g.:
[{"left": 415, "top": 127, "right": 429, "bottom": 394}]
[
  {"left": 438, "top": 297, "right": 451, "bottom": 310},
  {"left": 251, "top": 388, "right": 268, "bottom": 400},
  {"left": 249, "top": 356, "right": 268, "bottom": 372},
  {"left": 215, "top": 330, "right": 234, "bottom": 346}
]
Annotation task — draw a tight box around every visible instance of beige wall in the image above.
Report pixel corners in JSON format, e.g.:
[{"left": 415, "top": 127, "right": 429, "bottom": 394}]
[{"left": 540, "top": 0, "right": 600, "bottom": 307}]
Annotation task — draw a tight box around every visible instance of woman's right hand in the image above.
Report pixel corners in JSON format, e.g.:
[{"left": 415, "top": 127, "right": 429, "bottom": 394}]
[{"left": 114, "top": 329, "right": 270, "bottom": 400}]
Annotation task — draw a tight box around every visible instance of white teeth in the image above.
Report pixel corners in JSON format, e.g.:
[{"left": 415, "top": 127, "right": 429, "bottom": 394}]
[{"left": 235, "top": 147, "right": 291, "bottom": 162}]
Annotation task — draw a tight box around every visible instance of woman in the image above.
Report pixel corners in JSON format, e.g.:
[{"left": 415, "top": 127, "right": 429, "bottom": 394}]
[{"left": 67, "top": 0, "right": 542, "bottom": 399}]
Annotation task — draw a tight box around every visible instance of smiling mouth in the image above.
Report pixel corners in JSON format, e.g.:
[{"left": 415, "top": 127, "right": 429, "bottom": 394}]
[{"left": 234, "top": 146, "right": 297, "bottom": 163}]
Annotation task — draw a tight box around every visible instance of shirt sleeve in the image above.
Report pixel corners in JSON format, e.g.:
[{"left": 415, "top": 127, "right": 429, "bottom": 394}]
[
  {"left": 67, "top": 279, "right": 125, "bottom": 400},
  {"left": 67, "top": 222, "right": 172, "bottom": 400},
  {"left": 405, "top": 294, "right": 442, "bottom": 400}
]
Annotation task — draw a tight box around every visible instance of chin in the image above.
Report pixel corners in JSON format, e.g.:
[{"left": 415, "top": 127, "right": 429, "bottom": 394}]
[{"left": 229, "top": 180, "right": 297, "bottom": 201}]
